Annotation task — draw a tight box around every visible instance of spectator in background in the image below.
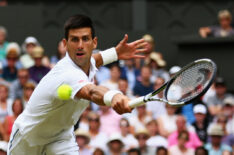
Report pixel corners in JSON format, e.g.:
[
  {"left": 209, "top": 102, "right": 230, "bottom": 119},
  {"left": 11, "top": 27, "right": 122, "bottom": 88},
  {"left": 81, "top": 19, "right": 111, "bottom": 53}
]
[
  {"left": 133, "top": 65, "right": 153, "bottom": 97},
  {"left": 50, "top": 40, "right": 67, "bottom": 68},
  {"left": 93, "top": 148, "right": 105, "bottom": 155},
  {"left": 0, "top": 26, "right": 8, "bottom": 62},
  {"left": 2, "top": 98, "right": 23, "bottom": 141},
  {"left": 127, "top": 148, "right": 141, "bottom": 155},
  {"left": 205, "top": 124, "right": 232, "bottom": 155},
  {"left": 88, "top": 112, "right": 108, "bottom": 152},
  {"left": 128, "top": 104, "right": 153, "bottom": 132},
  {"left": 77, "top": 105, "right": 92, "bottom": 131},
  {"left": 169, "top": 66, "right": 181, "bottom": 77},
  {"left": 146, "top": 77, "right": 166, "bottom": 119},
  {"left": 0, "top": 62, "right": 3, "bottom": 80},
  {"left": 106, "top": 133, "right": 125, "bottom": 155},
  {"left": 221, "top": 96, "right": 234, "bottom": 134},
  {"left": 192, "top": 104, "right": 209, "bottom": 143},
  {"left": 146, "top": 119, "right": 168, "bottom": 148},
  {"left": 119, "top": 118, "right": 138, "bottom": 151},
  {"left": 156, "top": 146, "right": 168, "bottom": 155},
  {"left": 0, "top": 0, "right": 7, "bottom": 6},
  {"left": 20, "top": 36, "right": 40, "bottom": 68},
  {"left": 118, "top": 78, "right": 134, "bottom": 99},
  {"left": 2, "top": 43, "right": 20, "bottom": 82},
  {"left": 157, "top": 104, "right": 177, "bottom": 138},
  {"left": 169, "top": 130, "right": 194, "bottom": 155},
  {"left": 0, "top": 84, "right": 13, "bottom": 122},
  {"left": 205, "top": 77, "right": 233, "bottom": 116},
  {"left": 0, "top": 62, "right": 10, "bottom": 87},
  {"left": 22, "top": 82, "right": 35, "bottom": 108},
  {"left": 146, "top": 52, "right": 169, "bottom": 82},
  {"left": 120, "top": 59, "right": 140, "bottom": 90},
  {"left": 98, "top": 106, "right": 122, "bottom": 136},
  {"left": 199, "top": 10, "right": 234, "bottom": 38},
  {"left": 9, "top": 68, "right": 35, "bottom": 99},
  {"left": 74, "top": 128, "right": 92, "bottom": 155},
  {"left": 28, "top": 46, "right": 50, "bottom": 83},
  {"left": 195, "top": 146, "right": 208, "bottom": 155},
  {"left": 100, "top": 63, "right": 121, "bottom": 90},
  {"left": 135, "top": 128, "right": 156, "bottom": 155},
  {"left": 168, "top": 115, "right": 202, "bottom": 149}
]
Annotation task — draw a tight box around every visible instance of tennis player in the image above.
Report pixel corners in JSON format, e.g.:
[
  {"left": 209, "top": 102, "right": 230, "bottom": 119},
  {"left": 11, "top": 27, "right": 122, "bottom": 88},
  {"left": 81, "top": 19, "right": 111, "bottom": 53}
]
[{"left": 7, "top": 14, "right": 146, "bottom": 155}]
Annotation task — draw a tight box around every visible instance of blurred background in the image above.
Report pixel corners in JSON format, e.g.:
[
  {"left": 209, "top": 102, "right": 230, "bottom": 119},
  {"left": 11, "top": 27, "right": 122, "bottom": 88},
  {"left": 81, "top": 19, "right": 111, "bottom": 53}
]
[{"left": 1, "top": 0, "right": 234, "bottom": 91}]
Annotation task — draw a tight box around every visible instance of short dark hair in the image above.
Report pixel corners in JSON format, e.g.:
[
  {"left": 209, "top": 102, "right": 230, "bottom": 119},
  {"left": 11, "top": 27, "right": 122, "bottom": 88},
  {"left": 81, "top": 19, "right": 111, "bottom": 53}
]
[
  {"left": 64, "top": 14, "right": 95, "bottom": 40},
  {"left": 156, "top": 146, "right": 168, "bottom": 155},
  {"left": 195, "top": 146, "right": 208, "bottom": 155},
  {"left": 127, "top": 148, "right": 141, "bottom": 155}
]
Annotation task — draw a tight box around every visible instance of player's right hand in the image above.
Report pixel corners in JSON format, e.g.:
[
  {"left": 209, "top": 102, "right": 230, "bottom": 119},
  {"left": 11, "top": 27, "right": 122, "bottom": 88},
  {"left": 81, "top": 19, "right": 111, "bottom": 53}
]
[{"left": 111, "top": 94, "right": 132, "bottom": 114}]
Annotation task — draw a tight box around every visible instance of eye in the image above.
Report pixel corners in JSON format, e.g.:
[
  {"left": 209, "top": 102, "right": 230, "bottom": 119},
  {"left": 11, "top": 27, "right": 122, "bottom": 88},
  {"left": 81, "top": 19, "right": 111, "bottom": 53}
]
[
  {"left": 71, "top": 37, "right": 78, "bottom": 42},
  {"left": 82, "top": 36, "right": 90, "bottom": 42}
]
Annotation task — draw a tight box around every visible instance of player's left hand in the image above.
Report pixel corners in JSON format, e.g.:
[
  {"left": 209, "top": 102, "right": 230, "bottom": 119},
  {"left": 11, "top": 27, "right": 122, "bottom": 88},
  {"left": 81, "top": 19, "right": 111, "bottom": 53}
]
[
  {"left": 111, "top": 93, "right": 132, "bottom": 114},
  {"left": 115, "top": 34, "right": 147, "bottom": 60}
]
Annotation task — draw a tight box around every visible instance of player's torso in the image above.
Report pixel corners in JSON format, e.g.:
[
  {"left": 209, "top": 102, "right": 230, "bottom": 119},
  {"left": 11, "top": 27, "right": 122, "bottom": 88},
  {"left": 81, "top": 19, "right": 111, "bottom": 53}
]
[{"left": 14, "top": 54, "right": 97, "bottom": 145}]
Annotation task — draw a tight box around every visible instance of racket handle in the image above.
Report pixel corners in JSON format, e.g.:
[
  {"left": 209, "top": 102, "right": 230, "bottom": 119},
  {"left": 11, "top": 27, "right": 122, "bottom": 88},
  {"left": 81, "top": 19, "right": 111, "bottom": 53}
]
[{"left": 128, "top": 96, "right": 145, "bottom": 108}]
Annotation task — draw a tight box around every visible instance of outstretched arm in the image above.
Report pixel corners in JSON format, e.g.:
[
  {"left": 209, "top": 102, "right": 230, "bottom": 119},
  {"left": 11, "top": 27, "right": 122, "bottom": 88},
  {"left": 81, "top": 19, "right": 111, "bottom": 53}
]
[
  {"left": 93, "top": 34, "right": 147, "bottom": 68},
  {"left": 76, "top": 84, "right": 132, "bottom": 114}
]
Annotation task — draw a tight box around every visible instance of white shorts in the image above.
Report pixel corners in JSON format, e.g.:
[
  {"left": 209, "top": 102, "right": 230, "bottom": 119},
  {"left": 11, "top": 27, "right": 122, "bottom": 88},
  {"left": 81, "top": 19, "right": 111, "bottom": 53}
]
[{"left": 8, "top": 125, "right": 79, "bottom": 155}]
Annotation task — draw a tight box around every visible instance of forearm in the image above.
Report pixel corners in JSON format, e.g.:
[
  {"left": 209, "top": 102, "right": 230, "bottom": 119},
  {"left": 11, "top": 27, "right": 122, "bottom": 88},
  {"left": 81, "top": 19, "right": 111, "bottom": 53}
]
[
  {"left": 76, "top": 84, "right": 109, "bottom": 106},
  {"left": 92, "top": 53, "right": 103, "bottom": 68},
  {"left": 92, "top": 47, "right": 118, "bottom": 68}
]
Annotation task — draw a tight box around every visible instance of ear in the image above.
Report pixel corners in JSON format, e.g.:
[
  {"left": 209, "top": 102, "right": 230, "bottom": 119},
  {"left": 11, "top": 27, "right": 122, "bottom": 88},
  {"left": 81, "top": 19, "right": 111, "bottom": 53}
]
[
  {"left": 62, "top": 38, "right": 67, "bottom": 48},
  {"left": 93, "top": 37, "right": 98, "bottom": 49}
]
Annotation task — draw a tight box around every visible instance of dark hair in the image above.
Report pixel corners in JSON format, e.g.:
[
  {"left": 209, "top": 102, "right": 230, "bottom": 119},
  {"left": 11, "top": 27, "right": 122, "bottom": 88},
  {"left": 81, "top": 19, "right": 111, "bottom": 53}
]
[
  {"left": 64, "top": 14, "right": 95, "bottom": 40},
  {"left": 12, "top": 98, "right": 24, "bottom": 113},
  {"left": 178, "top": 130, "right": 189, "bottom": 141},
  {"left": 156, "top": 146, "right": 168, "bottom": 155},
  {"left": 127, "top": 148, "right": 141, "bottom": 155},
  {"left": 195, "top": 146, "right": 208, "bottom": 155}
]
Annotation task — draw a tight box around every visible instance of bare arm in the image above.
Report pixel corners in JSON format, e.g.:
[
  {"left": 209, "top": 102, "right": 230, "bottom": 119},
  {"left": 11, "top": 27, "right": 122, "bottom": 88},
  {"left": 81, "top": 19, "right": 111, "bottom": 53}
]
[
  {"left": 199, "top": 27, "right": 211, "bottom": 38},
  {"left": 76, "top": 84, "right": 132, "bottom": 114},
  {"left": 92, "top": 34, "right": 147, "bottom": 68}
]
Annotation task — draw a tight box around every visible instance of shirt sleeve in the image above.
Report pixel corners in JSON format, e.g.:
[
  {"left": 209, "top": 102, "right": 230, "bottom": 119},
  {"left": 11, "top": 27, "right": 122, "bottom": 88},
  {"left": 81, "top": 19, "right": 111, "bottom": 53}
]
[{"left": 62, "top": 69, "right": 93, "bottom": 99}]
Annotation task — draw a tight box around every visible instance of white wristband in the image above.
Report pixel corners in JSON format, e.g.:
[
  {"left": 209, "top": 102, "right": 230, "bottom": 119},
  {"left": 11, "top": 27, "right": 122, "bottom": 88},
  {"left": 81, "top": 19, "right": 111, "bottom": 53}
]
[
  {"left": 103, "top": 90, "right": 123, "bottom": 106},
  {"left": 100, "top": 47, "right": 118, "bottom": 65}
]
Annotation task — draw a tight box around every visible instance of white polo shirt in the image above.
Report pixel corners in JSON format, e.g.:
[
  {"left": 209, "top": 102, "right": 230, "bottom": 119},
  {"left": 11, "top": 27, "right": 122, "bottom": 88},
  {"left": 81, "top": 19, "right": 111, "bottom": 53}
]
[{"left": 14, "top": 53, "right": 98, "bottom": 146}]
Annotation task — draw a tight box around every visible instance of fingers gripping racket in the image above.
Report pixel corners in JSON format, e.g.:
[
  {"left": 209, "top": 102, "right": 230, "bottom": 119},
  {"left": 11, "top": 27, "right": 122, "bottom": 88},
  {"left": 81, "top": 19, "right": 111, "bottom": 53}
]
[{"left": 129, "top": 58, "right": 217, "bottom": 108}]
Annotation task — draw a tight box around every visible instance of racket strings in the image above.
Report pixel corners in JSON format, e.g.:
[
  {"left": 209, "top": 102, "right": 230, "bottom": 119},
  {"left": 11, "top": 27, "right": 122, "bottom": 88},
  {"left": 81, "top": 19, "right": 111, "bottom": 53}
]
[{"left": 167, "top": 62, "right": 214, "bottom": 102}]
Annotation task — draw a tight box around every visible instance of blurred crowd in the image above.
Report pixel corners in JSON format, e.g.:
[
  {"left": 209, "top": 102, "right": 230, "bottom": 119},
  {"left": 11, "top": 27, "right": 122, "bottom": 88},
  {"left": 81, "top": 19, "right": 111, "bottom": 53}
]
[{"left": 0, "top": 9, "right": 234, "bottom": 155}]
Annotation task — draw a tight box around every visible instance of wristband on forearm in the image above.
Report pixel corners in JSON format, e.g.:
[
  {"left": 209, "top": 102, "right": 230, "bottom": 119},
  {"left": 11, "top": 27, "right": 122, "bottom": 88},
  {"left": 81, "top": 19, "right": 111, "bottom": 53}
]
[
  {"left": 100, "top": 47, "right": 118, "bottom": 65},
  {"left": 103, "top": 90, "right": 123, "bottom": 106}
]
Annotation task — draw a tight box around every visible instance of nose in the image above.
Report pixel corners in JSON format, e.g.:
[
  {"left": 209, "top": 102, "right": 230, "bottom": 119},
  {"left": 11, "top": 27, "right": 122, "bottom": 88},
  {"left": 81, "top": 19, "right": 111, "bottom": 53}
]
[{"left": 77, "top": 40, "right": 84, "bottom": 49}]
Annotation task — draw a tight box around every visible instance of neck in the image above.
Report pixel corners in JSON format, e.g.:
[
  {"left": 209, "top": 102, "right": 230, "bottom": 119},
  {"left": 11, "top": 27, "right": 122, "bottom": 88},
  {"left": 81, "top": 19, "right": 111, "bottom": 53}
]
[
  {"left": 222, "top": 26, "right": 232, "bottom": 30},
  {"left": 83, "top": 64, "right": 90, "bottom": 75},
  {"left": 178, "top": 144, "right": 187, "bottom": 152},
  {"left": 142, "top": 79, "right": 150, "bottom": 86},
  {"left": 140, "top": 145, "right": 147, "bottom": 153},
  {"left": 212, "top": 144, "right": 220, "bottom": 150},
  {"left": 89, "top": 129, "right": 98, "bottom": 135},
  {"left": 138, "top": 113, "right": 145, "bottom": 120},
  {"left": 121, "top": 132, "right": 127, "bottom": 137}
]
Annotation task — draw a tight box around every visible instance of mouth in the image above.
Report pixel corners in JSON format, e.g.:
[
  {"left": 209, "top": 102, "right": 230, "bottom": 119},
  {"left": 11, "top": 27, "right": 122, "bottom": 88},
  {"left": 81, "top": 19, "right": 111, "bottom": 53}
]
[{"left": 76, "top": 51, "right": 85, "bottom": 57}]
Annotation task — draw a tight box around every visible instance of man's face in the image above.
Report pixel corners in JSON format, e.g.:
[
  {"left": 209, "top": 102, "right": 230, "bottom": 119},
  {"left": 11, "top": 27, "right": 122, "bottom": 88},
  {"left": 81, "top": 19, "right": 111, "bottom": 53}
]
[
  {"left": 0, "top": 30, "right": 6, "bottom": 44},
  {"left": 220, "top": 17, "right": 231, "bottom": 28},
  {"left": 18, "top": 71, "right": 29, "bottom": 85},
  {"left": 63, "top": 28, "right": 97, "bottom": 70}
]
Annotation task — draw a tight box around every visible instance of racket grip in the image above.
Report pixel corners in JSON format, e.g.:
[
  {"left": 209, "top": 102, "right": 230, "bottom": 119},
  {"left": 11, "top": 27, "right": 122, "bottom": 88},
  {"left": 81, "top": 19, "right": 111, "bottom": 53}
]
[{"left": 128, "top": 96, "right": 145, "bottom": 108}]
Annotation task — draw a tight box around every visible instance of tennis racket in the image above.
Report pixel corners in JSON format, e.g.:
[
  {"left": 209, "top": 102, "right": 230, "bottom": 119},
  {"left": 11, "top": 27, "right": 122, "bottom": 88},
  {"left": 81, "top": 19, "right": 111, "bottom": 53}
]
[{"left": 129, "top": 58, "right": 217, "bottom": 107}]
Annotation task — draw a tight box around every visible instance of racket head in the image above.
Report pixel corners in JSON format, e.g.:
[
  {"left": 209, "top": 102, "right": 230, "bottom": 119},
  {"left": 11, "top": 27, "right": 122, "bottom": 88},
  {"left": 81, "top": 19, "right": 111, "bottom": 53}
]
[{"left": 164, "top": 58, "right": 217, "bottom": 106}]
